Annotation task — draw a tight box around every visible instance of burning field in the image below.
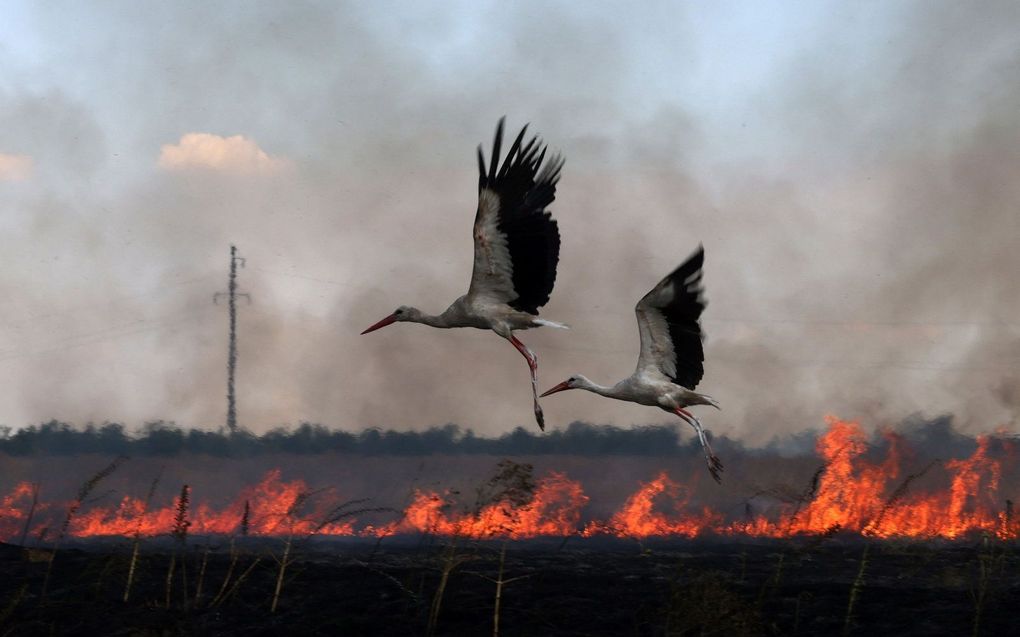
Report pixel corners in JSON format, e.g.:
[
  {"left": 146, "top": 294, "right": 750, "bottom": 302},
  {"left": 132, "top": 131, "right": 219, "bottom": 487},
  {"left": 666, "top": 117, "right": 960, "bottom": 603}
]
[
  {"left": 2, "top": 417, "right": 1016, "bottom": 542},
  {"left": 0, "top": 416, "right": 1018, "bottom": 635}
]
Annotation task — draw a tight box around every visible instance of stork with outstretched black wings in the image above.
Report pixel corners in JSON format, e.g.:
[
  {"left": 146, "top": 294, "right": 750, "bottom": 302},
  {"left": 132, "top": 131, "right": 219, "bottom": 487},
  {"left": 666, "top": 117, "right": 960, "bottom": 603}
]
[
  {"left": 541, "top": 245, "right": 724, "bottom": 482},
  {"left": 362, "top": 118, "right": 567, "bottom": 430}
]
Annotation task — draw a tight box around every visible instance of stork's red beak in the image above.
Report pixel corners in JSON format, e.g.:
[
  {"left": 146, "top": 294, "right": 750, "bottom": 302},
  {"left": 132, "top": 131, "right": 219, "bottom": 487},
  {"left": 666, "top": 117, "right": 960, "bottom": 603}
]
[
  {"left": 360, "top": 313, "right": 398, "bottom": 335},
  {"left": 540, "top": 380, "right": 573, "bottom": 397}
]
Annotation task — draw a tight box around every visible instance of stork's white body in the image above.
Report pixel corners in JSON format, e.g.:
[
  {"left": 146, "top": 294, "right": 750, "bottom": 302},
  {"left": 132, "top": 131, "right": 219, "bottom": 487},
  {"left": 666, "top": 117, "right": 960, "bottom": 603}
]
[
  {"left": 415, "top": 295, "right": 552, "bottom": 335},
  {"left": 594, "top": 373, "right": 714, "bottom": 412}
]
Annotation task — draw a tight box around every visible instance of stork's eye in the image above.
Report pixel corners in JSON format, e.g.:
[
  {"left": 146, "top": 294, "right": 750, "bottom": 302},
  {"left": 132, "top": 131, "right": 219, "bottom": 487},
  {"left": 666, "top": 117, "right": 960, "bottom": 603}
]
[{"left": 395, "top": 309, "right": 403, "bottom": 315}]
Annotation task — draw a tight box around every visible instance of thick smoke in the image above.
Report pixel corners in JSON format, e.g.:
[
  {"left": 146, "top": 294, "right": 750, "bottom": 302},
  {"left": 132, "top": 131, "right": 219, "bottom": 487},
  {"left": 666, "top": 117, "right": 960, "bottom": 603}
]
[{"left": 0, "top": 2, "right": 1017, "bottom": 443}]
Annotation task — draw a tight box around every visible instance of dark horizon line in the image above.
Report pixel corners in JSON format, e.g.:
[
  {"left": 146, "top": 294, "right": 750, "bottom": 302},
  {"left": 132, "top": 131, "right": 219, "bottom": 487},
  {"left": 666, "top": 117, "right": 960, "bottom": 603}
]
[{"left": 0, "top": 414, "right": 1001, "bottom": 458}]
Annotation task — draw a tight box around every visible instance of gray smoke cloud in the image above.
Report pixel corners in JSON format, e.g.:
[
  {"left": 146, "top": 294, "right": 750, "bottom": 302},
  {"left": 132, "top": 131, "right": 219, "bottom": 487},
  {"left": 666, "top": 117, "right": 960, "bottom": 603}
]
[{"left": 0, "top": 1, "right": 1018, "bottom": 445}]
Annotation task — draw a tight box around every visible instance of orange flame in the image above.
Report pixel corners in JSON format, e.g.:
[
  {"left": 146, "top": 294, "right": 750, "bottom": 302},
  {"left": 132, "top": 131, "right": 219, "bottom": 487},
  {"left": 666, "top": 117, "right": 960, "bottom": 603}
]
[
  {"left": 0, "top": 482, "right": 42, "bottom": 540},
  {"left": 581, "top": 472, "right": 720, "bottom": 538},
  {"left": 67, "top": 469, "right": 356, "bottom": 538},
  {"left": 0, "top": 417, "right": 1016, "bottom": 542},
  {"left": 390, "top": 472, "right": 589, "bottom": 538},
  {"left": 726, "top": 417, "right": 1016, "bottom": 539}
]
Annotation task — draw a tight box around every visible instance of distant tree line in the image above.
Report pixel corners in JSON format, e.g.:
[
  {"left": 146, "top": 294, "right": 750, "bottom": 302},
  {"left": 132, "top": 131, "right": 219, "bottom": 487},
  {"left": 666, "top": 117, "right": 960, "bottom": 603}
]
[
  {"left": 0, "top": 420, "right": 747, "bottom": 458},
  {"left": 0, "top": 414, "right": 993, "bottom": 458}
]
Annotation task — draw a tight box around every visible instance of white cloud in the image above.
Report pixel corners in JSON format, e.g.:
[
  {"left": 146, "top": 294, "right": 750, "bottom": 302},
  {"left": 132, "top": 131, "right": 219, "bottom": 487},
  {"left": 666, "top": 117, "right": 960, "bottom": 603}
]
[
  {"left": 0, "top": 153, "right": 33, "bottom": 180},
  {"left": 158, "top": 133, "right": 291, "bottom": 174}
]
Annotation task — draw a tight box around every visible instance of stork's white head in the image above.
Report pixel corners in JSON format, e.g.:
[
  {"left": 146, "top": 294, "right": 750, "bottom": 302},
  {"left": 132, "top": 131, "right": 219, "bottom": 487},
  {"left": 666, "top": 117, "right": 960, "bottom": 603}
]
[
  {"left": 540, "top": 374, "right": 593, "bottom": 397},
  {"left": 360, "top": 305, "right": 422, "bottom": 334}
]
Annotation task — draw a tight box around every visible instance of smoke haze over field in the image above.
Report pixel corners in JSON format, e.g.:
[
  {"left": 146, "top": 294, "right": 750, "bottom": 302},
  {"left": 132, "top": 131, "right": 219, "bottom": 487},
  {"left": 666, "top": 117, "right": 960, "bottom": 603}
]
[{"left": 1, "top": 1, "right": 1019, "bottom": 443}]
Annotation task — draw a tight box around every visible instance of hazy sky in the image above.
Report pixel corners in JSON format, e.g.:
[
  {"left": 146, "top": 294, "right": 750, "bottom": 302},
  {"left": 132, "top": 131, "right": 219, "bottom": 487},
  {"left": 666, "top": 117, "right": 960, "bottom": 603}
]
[{"left": 1, "top": 1, "right": 1018, "bottom": 444}]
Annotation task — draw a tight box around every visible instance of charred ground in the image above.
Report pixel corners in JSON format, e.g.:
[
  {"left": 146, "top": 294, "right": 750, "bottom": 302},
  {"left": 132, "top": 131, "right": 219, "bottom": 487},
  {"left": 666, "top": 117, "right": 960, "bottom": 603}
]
[{"left": 0, "top": 536, "right": 1018, "bottom": 636}]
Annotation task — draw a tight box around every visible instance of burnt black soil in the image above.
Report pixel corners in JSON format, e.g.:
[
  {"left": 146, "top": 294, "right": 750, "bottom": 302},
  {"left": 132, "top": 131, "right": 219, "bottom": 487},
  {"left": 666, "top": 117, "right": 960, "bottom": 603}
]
[{"left": 0, "top": 536, "right": 1017, "bottom": 636}]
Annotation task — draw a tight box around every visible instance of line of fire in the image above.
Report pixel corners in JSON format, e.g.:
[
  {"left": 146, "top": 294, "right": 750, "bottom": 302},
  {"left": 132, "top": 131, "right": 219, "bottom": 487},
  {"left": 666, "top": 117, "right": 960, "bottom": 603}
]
[{"left": 3, "top": 417, "right": 1015, "bottom": 543}]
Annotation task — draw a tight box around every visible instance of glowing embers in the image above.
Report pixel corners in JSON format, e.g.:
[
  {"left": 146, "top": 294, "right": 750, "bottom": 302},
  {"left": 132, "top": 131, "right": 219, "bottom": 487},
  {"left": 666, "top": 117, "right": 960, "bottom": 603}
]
[{"left": 0, "top": 417, "right": 1016, "bottom": 541}]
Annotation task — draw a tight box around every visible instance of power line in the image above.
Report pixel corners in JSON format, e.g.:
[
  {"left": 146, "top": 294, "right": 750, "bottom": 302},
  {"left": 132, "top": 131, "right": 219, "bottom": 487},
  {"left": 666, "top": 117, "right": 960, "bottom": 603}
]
[
  {"left": 259, "top": 266, "right": 1020, "bottom": 330},
  {"left": 0, "top": 308, "right": 213, "bottom": 363},
  {"left": 568, "top": 311, "right": 1020, "bottom": 330},
  {"left": 252, "top": 266, "right": 354, "bottom": 288},
  {"left": 531, "top": 342, "right": 1019, "bottom": 375},
  {"left": 1, "top": 273, "right": 218, "bottom": 329}
]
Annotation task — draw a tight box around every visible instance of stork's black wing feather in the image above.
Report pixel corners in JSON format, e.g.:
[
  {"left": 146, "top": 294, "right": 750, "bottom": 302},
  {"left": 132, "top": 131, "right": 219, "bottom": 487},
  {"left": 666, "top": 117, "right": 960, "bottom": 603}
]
[
  {"left": 474, "top": 118, "right": 564, "bottom": 314},
  {"left": 635, "top": 246, "right": 707, "bottom": 390}
]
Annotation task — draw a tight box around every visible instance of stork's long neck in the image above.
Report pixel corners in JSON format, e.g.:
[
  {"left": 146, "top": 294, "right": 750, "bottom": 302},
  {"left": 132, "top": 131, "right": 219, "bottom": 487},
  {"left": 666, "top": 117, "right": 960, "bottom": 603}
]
[
  {"left": 413, "top": 312, "right": 450, "bottom": 329},
  {"left": 577, "top": 377, "right": 619, "bottom": 398}
]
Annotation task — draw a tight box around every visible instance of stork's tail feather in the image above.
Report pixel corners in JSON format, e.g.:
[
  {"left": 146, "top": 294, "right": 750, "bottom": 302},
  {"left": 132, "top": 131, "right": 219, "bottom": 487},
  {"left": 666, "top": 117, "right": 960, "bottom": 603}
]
[
  {"left": 533, "top": 318, "right": 569, "bottom": 329},
  {"left": 700, "top": 394, "right": 721, "bottom": 410}
]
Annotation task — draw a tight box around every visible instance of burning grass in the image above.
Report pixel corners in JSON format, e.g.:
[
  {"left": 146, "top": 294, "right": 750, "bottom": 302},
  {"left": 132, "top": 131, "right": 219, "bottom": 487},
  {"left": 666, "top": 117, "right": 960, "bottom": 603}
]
[{"left": 1, "top": 417, "right": 1015, "bottom": 542}]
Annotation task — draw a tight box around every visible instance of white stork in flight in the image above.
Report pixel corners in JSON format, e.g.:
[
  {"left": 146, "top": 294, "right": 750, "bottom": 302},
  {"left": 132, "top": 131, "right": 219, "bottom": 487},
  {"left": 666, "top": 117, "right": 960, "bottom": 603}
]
[
  {"left": 540, "top": 245, "right": 724, "bottom": 482},
  {"left": 361, "top": 118, "right": 566, "bottom": 431}
]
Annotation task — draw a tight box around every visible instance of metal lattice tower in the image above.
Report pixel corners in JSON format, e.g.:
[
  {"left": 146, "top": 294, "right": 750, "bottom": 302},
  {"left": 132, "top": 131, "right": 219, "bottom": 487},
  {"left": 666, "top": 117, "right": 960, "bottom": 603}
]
[{"left": 214, "top": 245, "right": 250, "bottom": 432}]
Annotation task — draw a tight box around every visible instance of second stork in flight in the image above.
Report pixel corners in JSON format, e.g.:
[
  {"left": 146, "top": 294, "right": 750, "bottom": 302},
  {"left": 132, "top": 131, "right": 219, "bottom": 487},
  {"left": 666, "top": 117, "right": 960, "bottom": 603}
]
[
  {"left": 540, "top": 245, "right": 724, "bottom": 482},
  {"left": 361, "top": 118, "right": 566, "bottom": 430}
]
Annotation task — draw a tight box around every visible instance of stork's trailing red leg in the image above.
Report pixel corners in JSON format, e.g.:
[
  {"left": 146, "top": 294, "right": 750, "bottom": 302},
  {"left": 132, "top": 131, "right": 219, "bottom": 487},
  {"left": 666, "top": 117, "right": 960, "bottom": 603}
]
[
  {"left": 675, "top": 407, "right": 723, "bottom": 483},
  {"left": 510, "top": 333, "right": 545, "bottom": 431}
]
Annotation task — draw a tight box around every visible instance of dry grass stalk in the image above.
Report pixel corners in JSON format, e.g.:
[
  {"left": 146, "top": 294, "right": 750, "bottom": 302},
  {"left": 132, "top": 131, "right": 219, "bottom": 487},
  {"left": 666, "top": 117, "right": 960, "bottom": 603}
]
[
  {"left": 785, "top": 463, "right": 827, "bottom": 534},
  {"left": 746, "top": 459, "right": 830, "bottom": 539},
  {"left": 863, "top": 459, "right": 938, "bottom": 537},
  {"left": 793, "top": 590, "right": 812, "bottom": 635},
  {"left": 756, "top": 552, "right": 785, "bottom": 610},
  {"left": 481, "top": 463, "right": 536, "bottom": 637},
  {"left": 210, "top": 500, "right": 250, "bottom": 607},
  {"left": 429, "top": 460, "right": 535, "bottom": 637},
  {"left": 269, "top": 491, "right": 308, "bottom": 613},
  {"left": 270, "top": 541, "right": 292, "bottom": 613},
  {"left": 165, "top": 484, "right": 191, "bottom": 608},
  {"left": 426, "top": 539, "right": 465, "bottom": 637},
  {"left": 1001, "top": 499, "right": 1014, "bottom": 538},
  {"left": 213, "top": 557, "right": 262, "bottom": 608},
  {"left": 477, "top": 543, "right": 530, "bottom": 637},
  {"left": 352, "top": 558, "right": 421, "bottom": 605},
  {"left": 970, "top": 532, "right": 1008, "bottom": 637},
  {"left": 17, "top": 483, "right": 40, "bottom": 548},
  {"left": 315, "top": 498, "right": 378, "bottom": 529},
  {"left": 123, "top": 471, "right": 162, "bottom": 603},
  {"left": 842, "top": 543, "right": 870, "bottom": 636},
  {"left": 164, "top": 552, "right": 175, "bottom": 605},
  {"left": 971, "top": 544, "right": 991, "bottom": 637},
  {"left": 41, "top": 455, "right": 127, "bottom": 599},
  {"left": 491, "top": 544, "right": 510, "bottom": 637},
  {"left": 0, "top": 583, "right": 28, "bottom": 629},
  {"left": 270, "top": 494, "right": 390, "bottom": 613},
  {"left": 427, "top": 504, "right": 482, "bottom": 632},
  {"left": 193, "top": 544, "right": 210, "bottom": 605}
]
